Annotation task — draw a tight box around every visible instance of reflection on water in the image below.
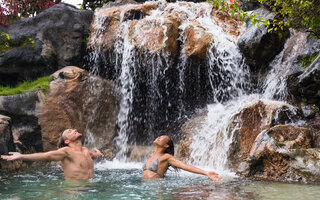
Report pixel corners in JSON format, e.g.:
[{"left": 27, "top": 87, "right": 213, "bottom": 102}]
[{"left": 1, "top": 165, "right": 320, "bottom": 199}]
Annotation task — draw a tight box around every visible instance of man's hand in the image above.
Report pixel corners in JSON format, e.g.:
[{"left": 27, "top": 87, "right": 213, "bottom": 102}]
[
  {"left": 94, "top": 148, "right": 103, "bottom": 157},
  {"left": 1, "top": 152, "right": 22, "bottom": 161},
  {"left": 206, "top": 171, "right": 222, "bottom": 181}
]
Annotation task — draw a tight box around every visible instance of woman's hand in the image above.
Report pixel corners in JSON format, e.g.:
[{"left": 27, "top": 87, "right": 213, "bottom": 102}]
[{"left": 206, "top": 171, "right": 222, "bottom": 181}]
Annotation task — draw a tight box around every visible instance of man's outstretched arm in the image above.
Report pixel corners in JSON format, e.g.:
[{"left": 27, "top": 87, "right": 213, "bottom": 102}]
[{"left": 1, "top": 148, "right": 68, "bottom": 162}]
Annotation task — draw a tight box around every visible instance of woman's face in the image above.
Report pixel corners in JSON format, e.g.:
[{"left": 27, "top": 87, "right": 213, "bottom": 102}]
[{"left": 153, "top": 135, "right": 170, "bottom": 147}]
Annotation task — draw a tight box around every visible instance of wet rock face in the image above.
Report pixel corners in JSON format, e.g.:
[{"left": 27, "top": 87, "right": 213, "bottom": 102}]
[
  {"left": 226, "top": 101, "right": 301, "bottom": 169},
  {"left": 39, "top": 66, "right": 120, "bottom": 151},
  {"left": 183, "top": 20, "right": 213, "bottom": 59},
  {"left": 237, "top": 7, "right": 289, "bottom": 71},
  {"left": 177, "top": 114, "right": 207, "bottom": 162},
  {"left": 0, "top": 91, "right": 43, "bottom": 153},
  {"left": 238, "top": 0, "right": 260, "bottom": 11},
  {"left": 88, "top": 2, "right": 160, "bottom": 53},
  {"left": 238, "top": 125, "right": 320, "bottom": 182},
  {"left": 0, "top": 115, "right": 22, "bottom": 171},
  {"left": 128, "top": 17, "right": 180, "bottom": 57},
  {"left": 0, "top": 115, "right": 14, "bottom": 156},
  {"left": 0, "top": 3, "right": 93, "bottom": 86},
  {"left": 89, "top": 1, "right": 244, "bottom": 63},
  {"left": 286, "top": 36, "right": 320, "bottom": 107}
]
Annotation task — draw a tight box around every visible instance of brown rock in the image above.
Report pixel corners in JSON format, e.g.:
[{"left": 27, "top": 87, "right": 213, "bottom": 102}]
[
  {"left": 39, "top": 66, "right": 120, "bottom": 151},
  {"left": 238, "top": 125, "right": 320, "bottom": 182},
  {"left": 177, "top": 114, "right": 206, "bottom": 162},
  {"left": 227, "top": 101, "right": 298, "bottom": 168},
  {"left": 129, "top": 17, "right": 179, "bottom": 57},
  {"left": 211, "top": 8, "right": 244, "bottom": 37},
  {"left": 183, "top": 20, "right": 213, "bottom": 59},
  {"left": 88, "top": 2, "right": 162, "bottom": 52}
]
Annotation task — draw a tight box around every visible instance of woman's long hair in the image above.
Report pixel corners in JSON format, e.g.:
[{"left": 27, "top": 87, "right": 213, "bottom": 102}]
[
  {"left": 164, "top": 136, "right": 179, "bottom": 172},
  {"left": 164, "top": 137, "right": 174, "bottom": 156}
]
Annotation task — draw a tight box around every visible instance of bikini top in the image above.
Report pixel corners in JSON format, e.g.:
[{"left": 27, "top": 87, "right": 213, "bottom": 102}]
[{"left": 142, "top": 159, "right": 162, "bottom": 176}]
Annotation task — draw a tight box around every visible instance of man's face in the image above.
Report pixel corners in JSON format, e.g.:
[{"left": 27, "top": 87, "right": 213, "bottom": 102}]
[{"left": 63, "top": 129, "right": 82, "bottom": 142}]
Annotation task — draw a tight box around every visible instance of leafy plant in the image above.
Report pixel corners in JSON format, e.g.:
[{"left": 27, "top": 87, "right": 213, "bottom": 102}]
[
  {"left": 209, "top": 0, "right": 320, "bottom": 38},
  {"left": 0, "top": 76, "right": 53, "bottom": 96}
]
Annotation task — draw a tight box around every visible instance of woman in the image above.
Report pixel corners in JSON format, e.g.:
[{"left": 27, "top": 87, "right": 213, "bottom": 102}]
[{"left": 142, "top": 135, "right": 222, "bottom": 181}]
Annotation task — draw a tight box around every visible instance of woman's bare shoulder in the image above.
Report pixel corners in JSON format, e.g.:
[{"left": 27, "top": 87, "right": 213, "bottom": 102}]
[{"left": 161, "top": 153, "right": 174, "bottom": 161}]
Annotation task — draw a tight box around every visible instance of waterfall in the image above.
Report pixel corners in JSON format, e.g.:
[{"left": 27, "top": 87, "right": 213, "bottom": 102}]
[
  {"left": 263, "top": 30, "right": 307, "bottom": 100},
  {"left": 87, "top": 0, "right": 307, "bottom": 170},
  {"left": 188, "top": 29, "right": 307, "bottom": 172},
  {"left": 88, "top": 0, "right": 250, "bottom": 160}
]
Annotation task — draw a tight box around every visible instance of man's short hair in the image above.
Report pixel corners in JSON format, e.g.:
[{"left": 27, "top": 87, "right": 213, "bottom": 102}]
[{"left": 57, "top": 131, "right": 68, "bottom": 148}]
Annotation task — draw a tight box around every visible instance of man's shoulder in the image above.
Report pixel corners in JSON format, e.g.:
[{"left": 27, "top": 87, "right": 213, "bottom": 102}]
[
  {"left": 58, "top": 146, "right": 70, "bottom": 154},
  {"left": 82, "top": 147, "right": 89, "bottom": 151}
]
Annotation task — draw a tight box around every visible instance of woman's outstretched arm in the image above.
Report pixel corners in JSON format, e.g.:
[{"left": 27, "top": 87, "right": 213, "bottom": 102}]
[{"left": 167, "top": 155, "right": 222, "bottom": 181}]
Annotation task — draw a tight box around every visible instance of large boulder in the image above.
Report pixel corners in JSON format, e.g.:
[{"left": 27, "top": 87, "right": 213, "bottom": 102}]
[
  {"left": 0, "top": 3, "right": 93, "bottom": 86},
  {"left": 88, "top": 1, "right": 161, "bottom": 53},
  {"left": 238, "top": 124, "right": 320, "bottom": 182},
  {"left": 0, "top": 91, "right": 43, "bottom": 153},
  {"left": 182, "top": 20, "right": 213, "bottom": 59},
  {"left": 238, "top": 0, "right": 260, "bottom": 11},
  {"left": 237, "top": 7, "right": 289, "bottom": 71},
  {"left": 39, "top": 66, "right": 120, "bottom": 152},
  {"left": 128, "top": 17, "right": 180, "bottom": 57},
  {"left": 177, "top": 113, "right": 207, "bottom": 162},
  {"left": 227, "top": 100, "right": 301, "bottom": 169},
  {"left": 287, "top": 37, "right": 320, "bottom": 107}
]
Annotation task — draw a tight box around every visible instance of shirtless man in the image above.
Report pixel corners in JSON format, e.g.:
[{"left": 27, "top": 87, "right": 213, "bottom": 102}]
[{"left": 1, "top": 129, "right": 103, "bottom": 181}]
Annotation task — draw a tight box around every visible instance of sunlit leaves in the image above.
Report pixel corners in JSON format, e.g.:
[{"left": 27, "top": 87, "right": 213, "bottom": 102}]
[{"left": 208, "top": 0, "right": 320, "bottom": 38}]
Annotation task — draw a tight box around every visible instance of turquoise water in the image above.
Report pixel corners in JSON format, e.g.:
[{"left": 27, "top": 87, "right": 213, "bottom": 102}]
[{"left": 1, "top": 162, "right": 320, "bottom": 199}]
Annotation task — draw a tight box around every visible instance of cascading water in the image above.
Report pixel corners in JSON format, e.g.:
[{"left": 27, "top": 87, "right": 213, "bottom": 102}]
[
  {"left": 263, "top": 30, "right": 307, "bottom": 100},
  {"left": 88, "top": 0, "right": 250, "bottom": 161},
  {"left": 87, "top": 0, "right": 307, "bottom": 172},
  {"left": 188, "top": 29, "right": 307, "bottom": 172}
]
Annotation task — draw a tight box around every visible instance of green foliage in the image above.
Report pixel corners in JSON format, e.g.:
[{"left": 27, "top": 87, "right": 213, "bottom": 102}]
[
  {"left": 0, "top": 32, "right": 34, "bottom": 54},
  {"left": 302, "top": 97, "right": 307, "bottom": 103},
  {"left": 301, "top": 51, "right": 320, "bottom": 68},
  {"left": 209, "top": 0, "right": 269, "bottom": 26},
  {"left": 258, "top": 0, "right": 320, "bottom": 38},
  {"left": 0, "top": 76, "right": 53, "bottom": 96},
  {"left": 209, "top": 0, "right": 320, "bottom": 38}
]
